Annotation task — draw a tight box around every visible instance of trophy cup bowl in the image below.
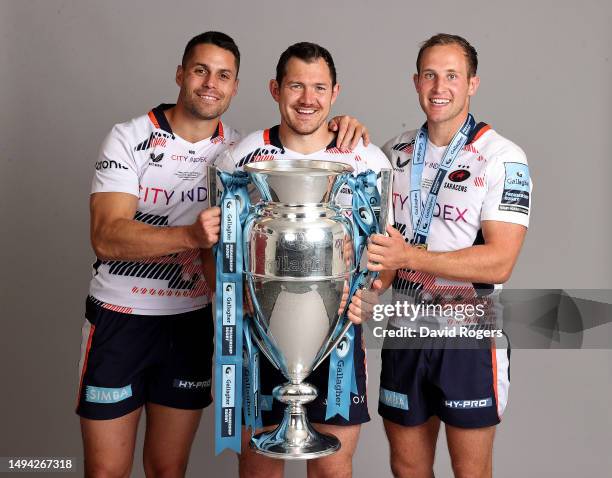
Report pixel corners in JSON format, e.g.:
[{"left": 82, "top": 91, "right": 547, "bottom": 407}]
[{"left": 243, "top": 159, "right": 356, "bottom": 459}]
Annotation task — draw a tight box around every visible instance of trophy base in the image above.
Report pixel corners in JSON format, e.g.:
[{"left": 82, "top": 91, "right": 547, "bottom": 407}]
[{"left": 250, "top": 382, "right": 341, "bottom": 460}]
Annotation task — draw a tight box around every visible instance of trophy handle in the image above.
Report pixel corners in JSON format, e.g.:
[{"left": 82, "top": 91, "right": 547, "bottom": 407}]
[
  {"left": 249, "top": 172, "right": 273, "bottom": 202},
  {"left": 330, "top": 172, "right": 351, "bottom": 203},
  {"left": 312, "top": 169, "right": 393, "bottom": 371}
]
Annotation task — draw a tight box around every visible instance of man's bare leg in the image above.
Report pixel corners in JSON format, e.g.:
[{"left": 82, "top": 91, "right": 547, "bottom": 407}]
[
  {"left": 142, "top": 403, "right": 202, "bottom": 478},
  {"left": 238, "top": 426, "right": 284, "bottom": 478},
  {"left": 446, "top": 424, "right": 495, "bottom": 478},
  {"left": 306, "top": 424, "right": 360, "bottom": 478},
  {"left": 81, "top": 408, "right": 142, "bottom": 478},
  {"left": 384, "top": 417, "right": 440, "bottom": 478}
]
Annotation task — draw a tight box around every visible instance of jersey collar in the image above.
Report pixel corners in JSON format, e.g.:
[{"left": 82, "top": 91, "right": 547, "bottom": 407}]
[
  {"left": 420, "top": 118, "right": 491, "bottom": 145},
  {"left": 467, "top": 122, "right": 490, "bottom": 144},
  {"left": 263, "top": 125, "right": 339, "bottom": 152},
  {"left": 148, "top": 104, "right": 224, "bottom": 141}
]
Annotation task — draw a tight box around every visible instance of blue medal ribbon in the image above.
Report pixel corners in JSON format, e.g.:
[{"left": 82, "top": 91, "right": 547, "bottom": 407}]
[
  {"left": 214, "top": 171, "right": 251, "bottom": 455},
  {"left": 326, "top": 170, "right": 381, "bottom": 420},
  {"left": 410, "top": 114, "right": 476, "bottom": 245}
]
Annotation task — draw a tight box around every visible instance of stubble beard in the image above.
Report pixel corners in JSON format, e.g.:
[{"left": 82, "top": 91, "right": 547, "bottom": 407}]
[
  {"left": 182, "top": 89, "right": 227, "bottom": 121},
  {"left": 285, "top": 114, "right": 327, "bottom": 137}
]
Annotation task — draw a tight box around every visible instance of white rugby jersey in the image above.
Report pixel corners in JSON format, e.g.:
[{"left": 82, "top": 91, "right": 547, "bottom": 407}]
[
  {"left": 214, "top": 125, "right": 391, "bottom": 209},
  {"left": 89, "top": 104, "right": 241, "bottom": 315},
  {"left": 383, "top": 122, "right": 531, "bottom": 316}
]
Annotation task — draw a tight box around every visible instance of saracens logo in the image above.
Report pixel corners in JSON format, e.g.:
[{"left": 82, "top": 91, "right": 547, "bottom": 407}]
[{"left": 448, "top": 169, "right": 471, "bottom": 182}]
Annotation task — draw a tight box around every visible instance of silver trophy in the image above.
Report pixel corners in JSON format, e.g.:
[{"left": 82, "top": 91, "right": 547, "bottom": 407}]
[{"left": 240, "top": 160, "right": 390, "bottom": 460}]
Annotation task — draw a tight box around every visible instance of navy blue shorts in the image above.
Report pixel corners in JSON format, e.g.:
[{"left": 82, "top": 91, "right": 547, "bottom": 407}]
[
  {"left": 258, "top": 324, "right": 370, "bottom": 427},
  {"left": 378, "top": 325, "right": 510, "bottom": 429},
  {"left": 76, "top": 296, "right": 214, "bottom": 420}
]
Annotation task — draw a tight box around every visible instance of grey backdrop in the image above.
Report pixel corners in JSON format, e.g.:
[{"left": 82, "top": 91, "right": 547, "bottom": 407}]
[{"left": 1, "top": 0, "right": 610, "bottom": 476}]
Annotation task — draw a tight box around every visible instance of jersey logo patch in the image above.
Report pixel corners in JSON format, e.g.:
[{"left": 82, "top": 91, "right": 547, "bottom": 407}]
[
  {"left": 85, "top": 385, "right": 132, "bottom": 404},
  {"left": 150, "top": 152, "right": 164, "bottom": 163},
  {"left": 448, "top": 169, "right": 470, "bottom": 182},
  {"left": 380, "top": 387, "right": 409, "bottom": 410},
  {"left": 444, "top": 398, "right": 492, "bottom": 409},
  {"left": 95, "top": 160, "right": 128, "bottom": 171},
  {"left": 500, "top": 162, "right": 530, "bottom": 215}
]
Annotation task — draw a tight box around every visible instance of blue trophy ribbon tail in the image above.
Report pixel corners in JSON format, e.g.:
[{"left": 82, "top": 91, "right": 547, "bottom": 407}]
[
  {"left": 214, "top": 171, "right": 251, "bottom": 455},
  {"left": 326, "top": 325, "right": 355, "bottom": 421}
]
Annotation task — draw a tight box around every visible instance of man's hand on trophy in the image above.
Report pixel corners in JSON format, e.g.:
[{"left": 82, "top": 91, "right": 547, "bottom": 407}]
[
  {"left": 189, "top": 206, "right": 221, "bottom": 248},
  {"left": 328, "top": 115, "right": 371, "bottom": 150},
  {"left": 347, "top": 280, "right": 383, "bottom": 324},
  {"left": 338, "top": 280, "right": 383, "bottom": 324},
  {"left": 367, "top": 225, "right": 421, "bottom": 271}
]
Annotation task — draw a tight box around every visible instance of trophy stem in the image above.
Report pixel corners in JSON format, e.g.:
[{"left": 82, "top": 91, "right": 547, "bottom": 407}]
[{"left": 250, "top": 382, "right": 340, "bottom": 460}]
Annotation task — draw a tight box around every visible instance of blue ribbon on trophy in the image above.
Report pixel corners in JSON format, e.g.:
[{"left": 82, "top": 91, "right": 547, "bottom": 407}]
[
  {"left": 213, "top": 170, "right": 253, "bottom": 454},
  {"left": 325, "top": 170, "right": 382, "bottom": 420}
]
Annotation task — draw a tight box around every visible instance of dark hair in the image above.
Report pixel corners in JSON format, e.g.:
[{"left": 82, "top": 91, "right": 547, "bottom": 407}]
[
  {"left": 416, "top": 33, "right": 478, "bottom": 77},
  {"left": 182, "top": 31, "right": 240, "bottom": 74},
  {"left": 275, "top": 42, "right": 337, "bottom": 86}
]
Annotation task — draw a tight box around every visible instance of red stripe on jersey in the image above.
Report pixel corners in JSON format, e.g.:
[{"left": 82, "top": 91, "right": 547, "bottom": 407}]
[
  {"left": 397, "top": 270, "right": 476, "bottom": 304},
  {"left": 326, "top": 147, "right": 353, "bottom": 154},
  {"left": 263, "top": 129, "right": 271, "bottom": 145},
  {"left": 101, "top": 303, "right": 134, "bottom": 314},
  {"left": 254, "top": 155, "right": 275, "bottom": 162},
  {"left": 148, "top": 111, "right": 160, "bottom": 129},
  {"left": 130, "top": 249, "right": 200, "bottom": 266},
  {"left": 462, "top": 143, "right": 486, "bottom": 162}
]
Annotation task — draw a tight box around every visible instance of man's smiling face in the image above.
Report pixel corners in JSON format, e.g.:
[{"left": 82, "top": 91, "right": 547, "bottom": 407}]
[
  {"left": 414, "top": 43, "right": 479, "bottom": 129},
  {"left": 271, "top": 56, "right": 339, "bottom": 136},
  {"left": 176, "top": 43, "right": 239, "bottom": 121}
]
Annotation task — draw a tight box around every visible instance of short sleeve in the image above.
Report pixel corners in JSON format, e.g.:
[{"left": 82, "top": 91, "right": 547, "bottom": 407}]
[
  {"left": 481, "top": 146, "right": 531, "bottom": 227},
  {"left": 91, "top": 125, "right": 140, "bottom": 197}
]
